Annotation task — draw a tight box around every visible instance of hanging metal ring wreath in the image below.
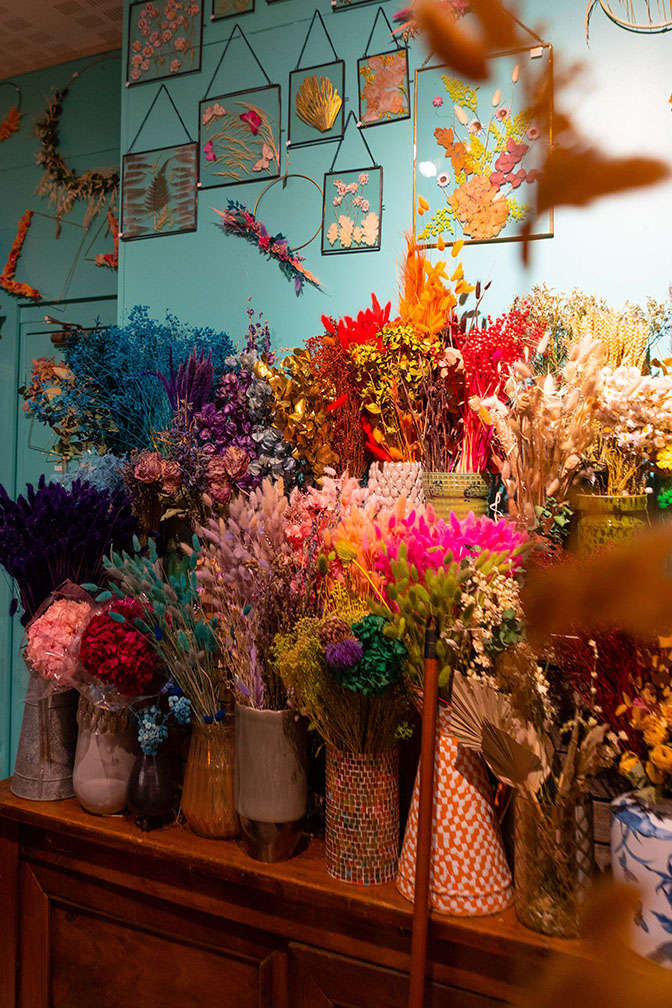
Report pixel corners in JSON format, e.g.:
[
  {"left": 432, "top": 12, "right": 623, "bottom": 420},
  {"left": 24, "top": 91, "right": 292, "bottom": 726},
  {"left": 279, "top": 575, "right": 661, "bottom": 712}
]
[
  {"left": 253, "top": 173, "right": 323, "bottom": 252},
  {"left": 585, "top": 0, "right": 672, "bottom": 39},
  {"left": 35, "top": 55, "right": 120, "bottom": 227},
  {"left": 0, "top": 82, "right": 21, "bottom": 142}
]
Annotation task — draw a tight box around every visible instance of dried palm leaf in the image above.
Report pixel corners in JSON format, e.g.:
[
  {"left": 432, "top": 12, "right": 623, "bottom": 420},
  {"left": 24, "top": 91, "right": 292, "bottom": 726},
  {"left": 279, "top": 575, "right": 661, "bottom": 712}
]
[{"left": 295, "top": 76, "right": 342, "bottom": 133}]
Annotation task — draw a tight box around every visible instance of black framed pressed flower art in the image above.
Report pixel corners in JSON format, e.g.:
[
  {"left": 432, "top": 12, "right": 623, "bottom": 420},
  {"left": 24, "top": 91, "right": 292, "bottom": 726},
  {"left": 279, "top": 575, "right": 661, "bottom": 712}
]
[
  {"left": 322, "top": 166, "right": 383, "bottom": 253},
  {"left": 288, "top": 61, "right": 345, "bottom": 148},
  {"left": 121, "top": 142, "right": 198, "bottom": 240},
  {"left": 127, "top": 0, "right": 203, "bottom": 86},
  {"left": 211, "top": 0, "right": 254, "bottom": 19},
  {"left": 198, "top": 85, "right": 281, "bottom": 188}
]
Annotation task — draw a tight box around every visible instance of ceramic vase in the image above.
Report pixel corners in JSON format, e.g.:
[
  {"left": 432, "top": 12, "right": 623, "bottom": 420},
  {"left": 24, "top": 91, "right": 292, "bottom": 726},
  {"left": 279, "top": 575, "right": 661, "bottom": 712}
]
[
  {"left": 182, "top": 719, "right": 237, "bottom": 839},
  {"left": 325, "top": 745, "right": 399, "bottom": 886},
  {"left": 422, "top": 471, "right": 490, "bottom": 522},
  {"left": 396, "top": 703, "right": 512, "bottom": 915},
  {"left": 574, "top": 493, "right": 648, "bottom": 556},
  {"left": 12, "top": 672, "right": 78, "bottom": 801},
  {"left": 611, "top": 793, "right": 672, "bottom": 967},
  {"left": 127, "top": 749, "right": 180, "bottom": 831},
  {"left": 514, "top": 793, "right": 594, "bottom": 937},
  {"left": 72, "top": 696, "right": 137, "bottom": 815},
  {"left": 235, "top": 704, "right": 307, "bottom": 862},
  {"left": 367, "top": 461, "right": 425, "bottom": 509}
]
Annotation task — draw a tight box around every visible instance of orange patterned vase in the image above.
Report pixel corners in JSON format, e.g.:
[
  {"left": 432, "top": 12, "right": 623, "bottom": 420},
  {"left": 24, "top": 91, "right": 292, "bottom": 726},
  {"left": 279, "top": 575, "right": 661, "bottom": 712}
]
[
  {"left": 396, "top": 704, "right": 513, "bottom": 915},
  {"left": 325, "top": 745, "right": 399, "bottom": 886}
]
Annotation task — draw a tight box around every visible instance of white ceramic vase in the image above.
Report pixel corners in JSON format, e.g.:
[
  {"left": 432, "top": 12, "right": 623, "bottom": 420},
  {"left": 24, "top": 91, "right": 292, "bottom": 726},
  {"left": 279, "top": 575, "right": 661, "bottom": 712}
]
[
  {"left": 611, "top": 792, "right": 672, "bottom": 967},
  {"left": 367, "top": 461, "right": 425, "bottom": 510}
]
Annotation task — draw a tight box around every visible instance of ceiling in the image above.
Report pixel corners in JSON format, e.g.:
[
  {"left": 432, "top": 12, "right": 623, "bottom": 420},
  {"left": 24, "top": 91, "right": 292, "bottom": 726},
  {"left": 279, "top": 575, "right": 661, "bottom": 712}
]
[{"left": 0, "top": 0, "right": 122, "bottom": 78}]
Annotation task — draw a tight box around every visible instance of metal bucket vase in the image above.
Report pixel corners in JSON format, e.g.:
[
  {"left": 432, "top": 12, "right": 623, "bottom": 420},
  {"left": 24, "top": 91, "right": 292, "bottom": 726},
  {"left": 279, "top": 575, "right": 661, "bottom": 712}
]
[
  {"left": 423, "top": 472, "right": 490, "bottom": 521},
  {"left": 325, "top": 746, "right": 399, "bottom": 886},
  {"left": 367, "top": 462, "right": 425, "bottom": 509},
  {"left": 235, "top": 705, "right": 307, "bottom": 862},
  {"left": 11, "top": 672, "right": 78, "bottom": 801},
  {"left": 575, "top": 493, "right": 648, "bottom": 555},
  {"left": 396, "top": 703, "right": 513, "bottom": 915}
]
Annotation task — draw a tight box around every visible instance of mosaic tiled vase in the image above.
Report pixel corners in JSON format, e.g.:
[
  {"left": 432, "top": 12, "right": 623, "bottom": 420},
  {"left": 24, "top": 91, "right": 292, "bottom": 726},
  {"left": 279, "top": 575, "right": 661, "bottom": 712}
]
[
  {"left": 325, "top": 746, "right": 399, "bottom": 886},
  {"left": 396, "top": 703, "right": 513, "bottom": 916},
  {"left": 422, "top": 471, "right": 490, "bottom": 522},
  {"left": 575, "top": 493, "right": 648, "bottom": 556}
]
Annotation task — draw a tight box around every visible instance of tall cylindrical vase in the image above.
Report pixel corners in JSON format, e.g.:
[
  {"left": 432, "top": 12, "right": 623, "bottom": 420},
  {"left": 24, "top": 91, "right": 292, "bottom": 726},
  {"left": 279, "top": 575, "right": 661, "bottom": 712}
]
[
  {"left": 235, "top": 704, "right": 307, "bottom": 862},
  {"left": 574, "top": 493, "right": 648, "bottom": 555},
  {"left": 182, "top": 720, "right": 237, "bottom": 839},
  {"left": 11, "top": 672, "right": 78, "bottom": 801},
  {"left": 422, "top": 471, "right": 490, "bottom": 521},
  {"left": 514, "top": 793, "right": 594, "bottom": 937},
  {"left": 325, "top": 746, "right": 399, "bottom": 886},
  {"left": 72, "top": 696, "right": 137, "bottom": 815},
  {"left": 396, "top": 703, "right": 512, "bottom": 915}
]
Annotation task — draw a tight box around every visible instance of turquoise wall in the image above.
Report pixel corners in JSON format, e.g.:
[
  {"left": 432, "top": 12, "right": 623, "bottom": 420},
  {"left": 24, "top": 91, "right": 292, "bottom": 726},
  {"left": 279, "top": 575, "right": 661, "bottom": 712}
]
[
  {"left": 119, "top": 0, "right": 672, "bottom": 350},
  {"left": 0, "top": 54, "right": 121, "bottom": 777}
]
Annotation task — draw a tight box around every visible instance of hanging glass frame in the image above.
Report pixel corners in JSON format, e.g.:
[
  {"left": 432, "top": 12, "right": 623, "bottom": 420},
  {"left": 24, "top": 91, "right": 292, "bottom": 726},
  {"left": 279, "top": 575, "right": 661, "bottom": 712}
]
[
  {"left": 126, "top": 0, "right": 203, "bottom": 86},
  {"left": 321, "top": 112, "right": 383, "bottom": 254}
]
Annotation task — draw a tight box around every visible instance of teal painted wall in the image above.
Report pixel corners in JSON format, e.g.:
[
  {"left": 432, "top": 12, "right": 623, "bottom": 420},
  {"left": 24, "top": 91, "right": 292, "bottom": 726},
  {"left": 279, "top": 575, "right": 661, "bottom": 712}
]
[
  {"left": 0, "top": 54, "right": 121, "bottom": 776},
  {"left": 118, "top": 1, "right": 672, "bottom": 349}
]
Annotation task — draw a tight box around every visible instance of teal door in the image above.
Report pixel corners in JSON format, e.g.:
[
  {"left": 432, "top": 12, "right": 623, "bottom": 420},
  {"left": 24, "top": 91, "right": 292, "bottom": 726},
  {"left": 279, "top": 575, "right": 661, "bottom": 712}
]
[{"left": 0, "top": 295, "right": 117, "bottom": 777}]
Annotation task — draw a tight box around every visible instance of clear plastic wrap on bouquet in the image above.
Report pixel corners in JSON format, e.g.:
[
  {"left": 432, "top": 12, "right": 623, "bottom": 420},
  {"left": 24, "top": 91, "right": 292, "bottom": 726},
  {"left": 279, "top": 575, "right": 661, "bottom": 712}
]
[{"left": 22, "top": 581, "right": 97, "bottom": 697}]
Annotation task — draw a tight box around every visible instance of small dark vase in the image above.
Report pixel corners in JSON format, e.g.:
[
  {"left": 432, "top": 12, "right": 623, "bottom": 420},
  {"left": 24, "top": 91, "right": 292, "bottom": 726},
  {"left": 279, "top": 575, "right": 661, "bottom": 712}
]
[{"left": 127, "top": 750, "right": 179, "bottom": 831}]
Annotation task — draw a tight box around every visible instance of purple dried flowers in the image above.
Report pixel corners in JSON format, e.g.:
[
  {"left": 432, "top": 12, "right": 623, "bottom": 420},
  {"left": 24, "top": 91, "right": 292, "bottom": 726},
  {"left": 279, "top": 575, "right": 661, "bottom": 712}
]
[
  {"left": 325, "top": 638, "right": 363, "bottom": 673},
  {"left": 0, "top": 476, "right": 136, "bottom": 623}
]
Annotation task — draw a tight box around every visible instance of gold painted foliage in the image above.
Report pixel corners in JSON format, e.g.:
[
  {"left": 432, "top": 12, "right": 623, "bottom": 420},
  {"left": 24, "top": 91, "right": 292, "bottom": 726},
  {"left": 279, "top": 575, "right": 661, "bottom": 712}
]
[{"left": 296, "top": 75, "right": 342, "bottom": 132}]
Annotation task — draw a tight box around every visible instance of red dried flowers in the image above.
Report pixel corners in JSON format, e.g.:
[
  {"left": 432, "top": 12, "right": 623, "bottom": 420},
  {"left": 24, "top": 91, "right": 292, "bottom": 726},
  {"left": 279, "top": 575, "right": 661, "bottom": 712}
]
[
  {"left": 80, "top": 598, "right": 162, "bottom": 697},
  {"left": 1, "top": 210, "right": 40, "bottom": 300}
]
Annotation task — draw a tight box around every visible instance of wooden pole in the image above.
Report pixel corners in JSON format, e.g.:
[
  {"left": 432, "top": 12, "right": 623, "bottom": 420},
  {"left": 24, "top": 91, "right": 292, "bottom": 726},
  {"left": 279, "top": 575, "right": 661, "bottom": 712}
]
[{"left": 407, "top": 622, "right": 440, "bottom": 1008}]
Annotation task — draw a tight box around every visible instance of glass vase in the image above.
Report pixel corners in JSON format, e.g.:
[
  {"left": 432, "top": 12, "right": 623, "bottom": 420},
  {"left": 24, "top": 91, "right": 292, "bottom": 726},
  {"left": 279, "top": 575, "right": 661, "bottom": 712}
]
[
  {"left": 514, "top": 793, "right": 594, "bottom": 937},
  {"left": 72, "top": 696, "right": 137, "bottom": 816},
  {"left": 325, "top": 746, "right": 399, "bottom": 886},
  {"left": 127, "top": 749, "right": 180, "bottom": 831},
  {"left": 181, "top": 720, "right": 237, "bottom": 839},
  {"left": 574, "top": 493, "right": 648, "bottom": 556}
]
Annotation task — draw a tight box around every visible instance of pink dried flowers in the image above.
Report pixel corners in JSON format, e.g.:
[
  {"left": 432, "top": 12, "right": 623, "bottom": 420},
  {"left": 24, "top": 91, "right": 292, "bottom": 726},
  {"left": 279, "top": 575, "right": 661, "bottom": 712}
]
[{"left": 24, "top": 598, "right": 94, "bottom": 688}]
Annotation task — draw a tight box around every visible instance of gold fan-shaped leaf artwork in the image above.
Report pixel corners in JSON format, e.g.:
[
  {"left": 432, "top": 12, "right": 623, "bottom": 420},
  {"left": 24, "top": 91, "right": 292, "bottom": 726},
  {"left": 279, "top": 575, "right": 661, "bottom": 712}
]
[{"left": 296, "top": 75, "right": 343, "bottom": 133}]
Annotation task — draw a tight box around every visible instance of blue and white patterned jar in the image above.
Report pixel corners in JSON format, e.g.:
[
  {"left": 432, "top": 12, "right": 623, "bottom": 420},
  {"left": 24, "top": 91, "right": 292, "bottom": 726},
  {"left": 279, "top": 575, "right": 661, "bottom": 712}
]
[{"left": 611, "top": 792, "right": 672, "bottom": 967}]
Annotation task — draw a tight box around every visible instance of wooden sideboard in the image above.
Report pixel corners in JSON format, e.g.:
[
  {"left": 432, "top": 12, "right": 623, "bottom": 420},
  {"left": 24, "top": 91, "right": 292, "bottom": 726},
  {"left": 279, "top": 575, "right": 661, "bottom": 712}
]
[{"left": 0, "top": 779, "right": 592, "bottom": 1008}]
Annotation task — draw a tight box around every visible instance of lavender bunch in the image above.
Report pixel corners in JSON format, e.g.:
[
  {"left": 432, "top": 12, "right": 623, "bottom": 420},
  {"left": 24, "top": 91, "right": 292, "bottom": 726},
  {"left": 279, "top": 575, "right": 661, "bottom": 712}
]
[
  {"left": 0, "top": 476, "right": 136, "bottom": 623},
  {"left": 154, "top": 347, "right": 215, "bottom": 418}
]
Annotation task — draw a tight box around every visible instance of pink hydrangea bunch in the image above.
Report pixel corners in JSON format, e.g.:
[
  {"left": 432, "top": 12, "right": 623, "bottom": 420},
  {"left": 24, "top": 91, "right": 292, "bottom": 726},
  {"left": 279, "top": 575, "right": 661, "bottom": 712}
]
[
  {"left": 24, "top": 598, "right": 94, "bottom": 688},
  {"left": 375, "top": 508, "right": 528, "bottom": 585}
]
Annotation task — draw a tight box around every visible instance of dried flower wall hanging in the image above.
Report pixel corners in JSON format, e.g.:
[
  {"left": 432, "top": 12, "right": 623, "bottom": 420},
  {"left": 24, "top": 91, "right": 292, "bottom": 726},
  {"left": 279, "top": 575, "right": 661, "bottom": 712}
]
[
  {"left": 0, "top": 83, "right": 21, "bottom": 142},
  {"left": 214, "top": 200, "right": 322, "bottom": 295},
  {"left": 94, "top": 211, "right": 120, "bottom": 269},
  {"left": 126, "top": 0, "right": 202, "bottom": 85},
  {"left": 35, "top": 66, "right": 119, "bottom": 227},
  {"left": 322, "top": 112, "right": 383, "bottom": 254},
  {"left": 288, "top": 11, "right": 345, "bottom": 147},
  {"left": 198, "top": 25, "right": 281, "bottom": 189},
  {"left": 0, "top": 211, "right": 41, "bottom": 301},
  {"left": 122, "top": 85, "right": 198, "bottom": 241},
  {"left": 358, "top": 7, "right": 410, "bottom": 127}
]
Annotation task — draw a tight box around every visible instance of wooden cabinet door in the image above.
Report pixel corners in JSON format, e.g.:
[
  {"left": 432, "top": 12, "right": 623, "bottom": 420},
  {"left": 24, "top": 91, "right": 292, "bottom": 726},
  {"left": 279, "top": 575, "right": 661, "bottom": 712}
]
[
  {"left": 19, "top": 861, "right": 288, "bottom": 1008},
  {"left": 289, "top": 944, "right": 507, "bottom": 1008}
]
